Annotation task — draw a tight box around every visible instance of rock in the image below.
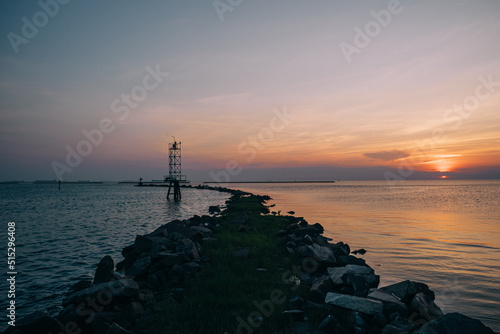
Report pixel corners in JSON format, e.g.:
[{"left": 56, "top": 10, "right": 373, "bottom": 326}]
[
  {"left": 292, "top": 226, "right": 320, "bottom": 237},
  {"left": 413, "top": 312, "right": 495, "bottom": 334},
  {"left": 190, "top": 225, "right": 213, "bottom": 235},
  {"left": 410, "top": 292, "right": 443, "bottom": 321},
  {"left": 208, "top": 205, "right": 221, "bottom": 214},
  {"left": 125, "top": 255, "right": 151, "bottom": 277},
  {"left": 286, "top": 295, "right": 305, "bottom": 311},
  {"left": 107, "top": 322, "right": 135, "bottom": 334},
  {"left": 8, "top": 311, "right": 64, "bottom": 334},
  {"left": 176, "top": 241, "right": 200, "bottom": 261},
  {"left": 352, "top": 248, "right": 367, "bottom": 255},
  {"left": 380, "top": 280, "right": 435, "bottom": 305},
  {"left": 168, "top": 264, "right": 184, "bottom": 284},
  {"left": 94, "top": 255, "right": 115, "bottom": 285},
  {"left": 232, "top": 248, "right": 250, "bottom": 259},
  {"left": 319, "top": 314, "right": 341, "bottom": 333},
  {"left": 302, "top": 234, "right": 314, "bottom": 245},
  {"left": 328, "top": 265, "right": 372, "bottom": 284},
  {"left": 368, "top": 289, "right": 408, "bottom": 318},
  {"left": 368, "top": 289, "right": 403, "bottom": 305},
  {"left": 63, "top": 279, "right": 139, "bottom": 306},
  {"left": 298, "top": 244, "right": 336, "bottom": 264},
  {"left": 325, "top": 292, "right": 383, "bottom": 315},
  {"left": 381, "top": 316, "right": 413, "bottom": 334},
  {"left": 337, "top": 255, "right": 366, "bottom": 266},
  {"left": 281, "top": 310, "right": 304, "bottom": 322},
  {"left": 327, "top": 264, "right": 379, "bottom": 295},
  {"left": 69, "top": 279, "right": 92, "bottom": 293},
  {"left": 158, "top": 252, "right": 189, "bottom": 267},
  {"left": 165, "top": 221, "right": 195, "bottom": 238},
  {"left": 309, "top": 275, "right": 334, "bottom": 303},
  {"left": 133, "top": 235, "right": 167, "bottom": 255}
]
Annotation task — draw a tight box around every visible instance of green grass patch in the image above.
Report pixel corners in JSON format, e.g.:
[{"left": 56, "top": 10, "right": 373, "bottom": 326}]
[{"left": 146, "top": 194, "right": 299, "bottom": 334}]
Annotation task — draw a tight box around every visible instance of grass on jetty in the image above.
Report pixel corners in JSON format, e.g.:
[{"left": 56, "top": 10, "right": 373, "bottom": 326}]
[{"left": 146, "top": 194, "right": 304, "bottom": 334}]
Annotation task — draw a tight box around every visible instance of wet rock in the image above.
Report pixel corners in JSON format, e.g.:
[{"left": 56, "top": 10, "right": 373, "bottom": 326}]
[
  {"left": 380, "top": 280, "right": 435, "bottom": 305},
  {"left": 352, "top": 248, "right": 367, "bottom": 255},
  {"left": 337, "top": 255, "right": 366, "bottom": 266},
  {"left": 368, "top": 289, "right": 408, "bottom": 318},
  {"left": 410, "top": 292, "right": 443, "bottom": 321},
  {"left": 125, "top": 256, "right": 151, "bottom": 277},
  {"left": 94, "top": 255, "right": 115, "bottom": 284},
  {"left": 208, "top": 205, "right": 221, "bottom": 214},
  {"left": 312, "top": 223, "right": 324, "bottom": 234},
  {"left": 413, "top": 312, "right": 495, "bottom": 334},
  {"left": 325, "top": 292, "right": 383, "bottom": 315},
  {"left": 69, "top": 279, "right": 92, "bottom": 293},
  {"left": 63, "top": 279, "right": 139, "bottom": 306},
  {"left": 165, "top": 221, "right": 195, "bottom": 238},
  {"left": 328, "top": 264, "right": 379, "bottom": 295}
]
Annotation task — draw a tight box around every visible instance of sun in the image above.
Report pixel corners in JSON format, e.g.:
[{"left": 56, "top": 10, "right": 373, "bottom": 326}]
[{"left": 440, "top": 175, "right": 448, "bottom": 179}]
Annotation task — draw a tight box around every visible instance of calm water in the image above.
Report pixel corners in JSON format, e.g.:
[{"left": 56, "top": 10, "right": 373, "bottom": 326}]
[
  {"left": 232, "top": 180, "right": 500, "bottom": 332},
  {"left": 0, "top": 183, "right": 229, "bottom": 331}
]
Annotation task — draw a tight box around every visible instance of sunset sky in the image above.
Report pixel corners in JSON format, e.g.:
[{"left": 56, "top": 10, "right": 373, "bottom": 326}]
[{"left": 1, "top": 1, "right": 499, "bottom": 181}]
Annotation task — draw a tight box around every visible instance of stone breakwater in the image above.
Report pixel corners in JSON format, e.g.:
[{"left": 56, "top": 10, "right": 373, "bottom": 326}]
[{"left": 4, "top": 185, "right": 496, "bottom": 334}]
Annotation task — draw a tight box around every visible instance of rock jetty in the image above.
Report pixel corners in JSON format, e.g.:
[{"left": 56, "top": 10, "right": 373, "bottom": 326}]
[{"left": 4, "top": 185, "right": 495, "bottom": 334}]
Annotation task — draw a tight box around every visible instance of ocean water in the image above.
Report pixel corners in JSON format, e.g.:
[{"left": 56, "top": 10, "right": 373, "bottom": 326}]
[
  {"left": 232, "top": 180, "right": 500, "bottom": 332},
  {"left": 0, "top": 183, "right": 229, "bottom": 331}
]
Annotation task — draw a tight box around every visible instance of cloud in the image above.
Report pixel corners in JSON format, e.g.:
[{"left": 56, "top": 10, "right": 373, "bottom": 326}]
[{"left": 364, "top": 150, "right": 410, "bottom": 161}]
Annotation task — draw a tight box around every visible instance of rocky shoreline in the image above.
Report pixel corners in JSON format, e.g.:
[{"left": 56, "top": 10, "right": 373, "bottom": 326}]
[{"left": 4, "top": 186, "right": 496, "bottom": 334}]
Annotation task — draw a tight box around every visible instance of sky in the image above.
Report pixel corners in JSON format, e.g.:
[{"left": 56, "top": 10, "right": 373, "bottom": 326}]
[{"left": 1, "top": 0, "right": 499, "bottom": 182}]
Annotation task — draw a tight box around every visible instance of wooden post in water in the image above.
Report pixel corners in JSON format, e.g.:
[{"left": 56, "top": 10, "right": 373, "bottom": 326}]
[{"left": 58, "top": 180, "right": 61, "bottom": 190}]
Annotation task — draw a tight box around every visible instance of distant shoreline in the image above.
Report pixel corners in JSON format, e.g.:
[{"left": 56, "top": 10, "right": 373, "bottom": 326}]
[{"left": 203, "top": 180, "right": 336, "bottom": 184}]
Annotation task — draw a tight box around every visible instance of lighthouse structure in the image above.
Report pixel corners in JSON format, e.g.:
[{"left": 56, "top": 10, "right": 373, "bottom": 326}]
[{"left": 165, "top": 138, "right": 186, "bottom": 200}]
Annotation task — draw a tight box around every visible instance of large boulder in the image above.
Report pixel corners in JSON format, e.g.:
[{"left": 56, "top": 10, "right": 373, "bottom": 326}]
[
  {"left": 325, "top": 292, "right": 383, "bottom": 315},
  {"left": 328, "top": 264, "right": 379, "bottom": 297},
  {"left": 413, "top": 313, "right": 495, "bottom": 334},
  {"left": 309, "top": 275, "right": 334, "bottom": 303},
  {"left": 94, "top": 255, "right": 115, "bottom": 285},
  {"left": 125, "top": 255, "right": 151, "bottom": 277},
  {"left": 380, "top": 280, "right": 435, "bottom": 305},
  {"left": 410, "top": 292, "right": 443, "bottom": 321},
  {"left": 298, "top": 244, "right": 336, "bottom": 265},
  {"left": 63, "top": 279, "right": 139, "bottom": 306}
]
